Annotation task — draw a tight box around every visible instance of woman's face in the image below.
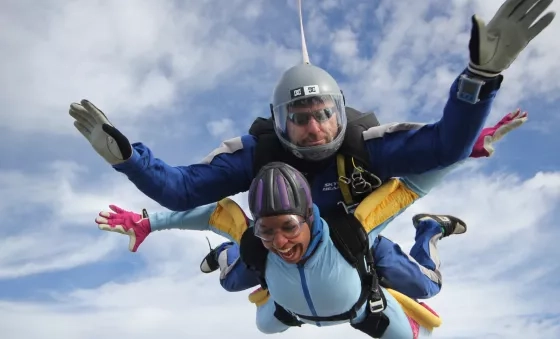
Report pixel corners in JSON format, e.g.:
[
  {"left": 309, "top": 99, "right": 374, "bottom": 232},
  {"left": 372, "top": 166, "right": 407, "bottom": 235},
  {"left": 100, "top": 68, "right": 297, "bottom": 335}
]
[{"left": 256, "top": 214, "right": 311, "bottom": 264}]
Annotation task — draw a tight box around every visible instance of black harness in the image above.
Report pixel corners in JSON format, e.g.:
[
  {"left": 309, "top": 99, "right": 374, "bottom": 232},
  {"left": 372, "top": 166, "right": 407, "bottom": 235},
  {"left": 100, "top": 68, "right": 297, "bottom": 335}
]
[
  {"left": 249, "top": 107, "right": 383, "bottom": 204},
  {"left": 239, "top": 203, "right": 390, "bottom": 337},
  {"left": 241, "top": 109, "right": 391, "bottom": 337}
]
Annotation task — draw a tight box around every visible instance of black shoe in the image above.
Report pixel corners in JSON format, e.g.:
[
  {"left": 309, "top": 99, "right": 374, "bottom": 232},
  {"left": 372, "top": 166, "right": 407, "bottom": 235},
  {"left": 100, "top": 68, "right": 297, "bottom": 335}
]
[
  {"left": 200, "top": 237, "right": 220, "bottom": 273},
  {"left": 412, "top": 214, "right": 467, "bottom": 238}
]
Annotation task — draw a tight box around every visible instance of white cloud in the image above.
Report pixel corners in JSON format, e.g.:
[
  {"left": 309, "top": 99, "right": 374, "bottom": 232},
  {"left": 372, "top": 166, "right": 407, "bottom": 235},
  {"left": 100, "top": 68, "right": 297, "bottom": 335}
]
[
  {"left": 0, "top": 160, "right": 167, "bottom": 279},
  {"left": 0, "top": 166, "right": 559, "bottom": 337},
  {"left": 332, "top": 28, "right": 359, "bottom": 59},
  {"left": 331, "top": 0, "right": 560, "bottom": 123},
  {"left": 0, "top": 0, "right": 296, "bottom": 135},
  {"left": 206, "top": 118, "right": 240, "bottom": 140},
  {"left": 0, "top": 232, "right": 119, "bottom": 280},
  {"left": 1, "top": 0, "right": 560, "bottom": 338}
]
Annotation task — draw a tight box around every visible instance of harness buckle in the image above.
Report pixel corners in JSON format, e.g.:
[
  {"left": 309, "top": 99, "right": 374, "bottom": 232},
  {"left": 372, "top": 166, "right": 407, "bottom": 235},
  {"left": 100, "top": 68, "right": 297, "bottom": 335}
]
[
  {"left": 363, "top": 256, "right": 374, "bottom": 274},
  {"left": 368, "top": 297, "right": 385, "bottom": 314},
  {"left": 339, "top": 175, "right": 351, "bottom": 184},
  {"left": 337, "top": 201, "right": 359, "bottom": 215}
]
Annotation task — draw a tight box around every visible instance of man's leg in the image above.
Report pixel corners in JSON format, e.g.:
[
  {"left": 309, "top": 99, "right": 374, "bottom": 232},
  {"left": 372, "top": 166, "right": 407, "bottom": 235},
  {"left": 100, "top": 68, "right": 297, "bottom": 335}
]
[
  {"left": 373, "top": 214, "right": 467, "bottom": 300},
  {"left": 200, "top": 241, "right": 261, "bottom": 292}
]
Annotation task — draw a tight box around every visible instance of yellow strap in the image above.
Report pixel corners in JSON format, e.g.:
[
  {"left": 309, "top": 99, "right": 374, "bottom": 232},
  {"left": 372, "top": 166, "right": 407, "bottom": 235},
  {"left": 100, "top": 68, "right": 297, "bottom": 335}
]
[
  {"left": 208, "top": 198, "right": 249, "bottom": 243},
  {"left": 336, "top": 154, "right": 354, "bottom": 205},
  {"left": 353, "top": 178, "right": 419, "bottom": 233},
  {"left": 248, "top": 287, "right": 270, "bottom": 307},
  {"left": 387, "top": 288, "right": 442, "bottom": 330}
]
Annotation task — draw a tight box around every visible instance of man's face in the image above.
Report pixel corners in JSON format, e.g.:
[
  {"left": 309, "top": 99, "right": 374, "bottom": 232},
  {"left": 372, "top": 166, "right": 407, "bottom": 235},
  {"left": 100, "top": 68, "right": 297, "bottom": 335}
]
[
  {"left": 285, "top": 98, "right": 339, "bottom": 147},
  {"left": 257, "top": 214, "right": 311, "bottom": 264}
]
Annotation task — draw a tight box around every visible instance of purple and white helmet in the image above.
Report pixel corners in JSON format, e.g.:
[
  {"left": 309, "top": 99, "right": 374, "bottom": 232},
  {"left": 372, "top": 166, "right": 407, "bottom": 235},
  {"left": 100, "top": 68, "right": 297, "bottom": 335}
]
[{"left": 248, "top": 162, "right": 313, "bottom": 221}]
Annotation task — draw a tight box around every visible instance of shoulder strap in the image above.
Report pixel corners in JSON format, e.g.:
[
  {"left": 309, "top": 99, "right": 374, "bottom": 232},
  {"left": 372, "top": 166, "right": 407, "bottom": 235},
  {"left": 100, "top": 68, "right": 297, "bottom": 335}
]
[
  {"left": 240, "top": 227, "right": 305, "bottom": 327},
  {"left": 324, "top": 203, "right": 369, "bottom": 267},
  {"left": 340, "top": 107, "right": 380, "bottom": 164},
  {"left": 290, "top": 203, "right": 386, "bottom": 324},
  {"left": 248, "top": 117, "right": 275, "bottom": 136},
  {"left": 248, "top": 117, "right": 286, "bottom": 176},
  {"left": 239, "top": 227, "right": 269, "bottom": 289},
  {"left": 337, "top": 108, "right": 383, "bottom": 205}
]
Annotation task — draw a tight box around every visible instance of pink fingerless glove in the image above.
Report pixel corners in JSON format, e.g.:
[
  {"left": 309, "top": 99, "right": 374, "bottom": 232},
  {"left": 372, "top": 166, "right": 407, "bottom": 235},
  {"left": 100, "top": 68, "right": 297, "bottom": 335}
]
[
  {"left": 95, "top": 204, "right": 151, "bottom": 252},
  {"left": 470, "top": 109, "right": 528, "bottom": 158}
]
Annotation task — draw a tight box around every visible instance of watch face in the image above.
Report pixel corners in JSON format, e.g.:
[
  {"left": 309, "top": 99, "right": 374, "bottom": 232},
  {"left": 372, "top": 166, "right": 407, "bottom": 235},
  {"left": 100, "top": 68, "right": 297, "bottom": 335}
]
[
  {"left": 457, "top": 75, "right": 483, "bottom": 103},
  {"left": 461, "top": 79, "right": 480, "bottom": 94}
]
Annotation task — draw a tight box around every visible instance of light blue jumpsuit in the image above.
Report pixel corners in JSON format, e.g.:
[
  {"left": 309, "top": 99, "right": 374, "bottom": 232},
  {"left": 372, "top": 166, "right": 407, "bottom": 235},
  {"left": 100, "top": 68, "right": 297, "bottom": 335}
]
[{"left": 147, "top": 163, "right": 461, "bottom": 338}]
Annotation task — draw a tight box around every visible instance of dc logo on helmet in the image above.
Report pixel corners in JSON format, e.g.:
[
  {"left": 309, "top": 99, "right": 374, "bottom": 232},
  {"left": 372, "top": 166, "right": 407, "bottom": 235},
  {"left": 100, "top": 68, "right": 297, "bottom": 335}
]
[{"left": 290, "top": 85, "right": 320, "bottom": 99}]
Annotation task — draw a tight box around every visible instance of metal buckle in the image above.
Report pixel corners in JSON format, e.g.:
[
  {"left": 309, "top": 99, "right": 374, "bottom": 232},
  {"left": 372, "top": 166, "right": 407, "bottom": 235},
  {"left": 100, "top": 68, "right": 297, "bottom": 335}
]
[
  {"left": 337, "top": 201, "right": 358, "bottom": 215},
  {"left": 368, "top": 297, "right": 385, "bottom": 314},
  {"left": 339, "top": 175, "right": 351, "bottom": 184},
  {"left": 363, "top": 257, "right": 373, "bottom": 274},
  {"left": 350, "top": 168, "right": 383, "bottom": 195}
]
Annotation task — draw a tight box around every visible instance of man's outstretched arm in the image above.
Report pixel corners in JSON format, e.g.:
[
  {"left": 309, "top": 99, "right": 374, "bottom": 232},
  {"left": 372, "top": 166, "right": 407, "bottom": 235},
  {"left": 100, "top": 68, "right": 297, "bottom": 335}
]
[
  {"left": 354, "top": 110, "right": 528, "bottom": 242},
  {"left": 69, "top": 100, "right": 255, "bottom": 211}
]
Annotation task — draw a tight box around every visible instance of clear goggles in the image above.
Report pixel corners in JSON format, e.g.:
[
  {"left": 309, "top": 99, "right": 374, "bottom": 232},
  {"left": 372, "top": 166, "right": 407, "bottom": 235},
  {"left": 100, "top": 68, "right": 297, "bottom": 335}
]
[
  {"left": 253, "top": 215, "right": 306, "bottom": 242},
  {"left": 273, "top": 94, "right": 345, "bottom": 132}
]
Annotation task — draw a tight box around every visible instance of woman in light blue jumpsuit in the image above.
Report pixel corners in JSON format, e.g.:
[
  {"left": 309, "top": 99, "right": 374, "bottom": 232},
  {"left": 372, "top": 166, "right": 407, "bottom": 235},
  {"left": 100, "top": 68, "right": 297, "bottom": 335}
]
[{"left": 98, "top": 159, "right": 468, "bottom": 338}]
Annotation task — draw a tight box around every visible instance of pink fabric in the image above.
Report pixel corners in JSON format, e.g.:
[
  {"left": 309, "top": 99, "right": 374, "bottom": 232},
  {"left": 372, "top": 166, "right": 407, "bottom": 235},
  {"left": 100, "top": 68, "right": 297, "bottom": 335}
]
[
  {"left": 95, "top": 205, "right": 151, "bottom": 252},
  {"left": 407, "top": 315, "right": 420, "bottom": 339},
  {"left": 406, "top": 302, "right": 440, "bottom": 339},
  {"left": 470, "top": 109, "right": 528, "bottom": 158},
  {"left": 419, "top": 301, "right": 439, "bottom": 317}
]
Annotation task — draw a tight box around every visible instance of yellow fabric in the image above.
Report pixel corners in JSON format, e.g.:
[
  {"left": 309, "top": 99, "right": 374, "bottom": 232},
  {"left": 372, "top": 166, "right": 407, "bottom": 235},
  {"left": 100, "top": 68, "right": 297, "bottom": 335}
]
[
  {"left": 336, "top": 154, "right": 354, "bottom": 205},
  {"left": 208, "top": 198, "right": 249, "bottom": 243},
  {"left": 387, "top": 288, "right": 442, "bottom": 331},
  {"left": 354, "top": 178, "right": 419, "bottom": 233},
  {"left": 248, "top": 287, "right": 270, "bottom": 307}
]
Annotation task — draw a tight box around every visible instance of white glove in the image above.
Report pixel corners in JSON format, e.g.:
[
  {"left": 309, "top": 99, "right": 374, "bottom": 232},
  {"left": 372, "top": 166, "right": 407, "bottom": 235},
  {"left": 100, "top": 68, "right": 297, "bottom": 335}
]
[
  {"left": 468, "top": 0, "right": 556, "bottom": 78},
  {"left": 69, "top": 99, "right": 132, "bottom": 165}
]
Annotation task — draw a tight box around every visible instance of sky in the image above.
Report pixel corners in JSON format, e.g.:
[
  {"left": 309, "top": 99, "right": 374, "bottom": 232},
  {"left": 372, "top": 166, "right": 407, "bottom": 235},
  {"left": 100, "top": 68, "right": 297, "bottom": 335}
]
[{"left": 1, "top": 0, "right": 559, "bottom": 338}]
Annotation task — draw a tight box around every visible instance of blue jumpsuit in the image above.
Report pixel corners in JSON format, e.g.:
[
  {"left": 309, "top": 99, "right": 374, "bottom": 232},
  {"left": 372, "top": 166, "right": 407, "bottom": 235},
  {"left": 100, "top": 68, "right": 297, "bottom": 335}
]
[
  {"left": 112, "top": 70, "right": 498, "bottom": 214},
  {"left": 113, "top": 69, "right": 498, "bottom": 302}
]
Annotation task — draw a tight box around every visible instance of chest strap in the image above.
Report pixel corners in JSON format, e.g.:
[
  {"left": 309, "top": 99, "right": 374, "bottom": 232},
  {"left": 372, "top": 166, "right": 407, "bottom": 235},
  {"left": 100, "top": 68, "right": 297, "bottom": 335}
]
[
  {"left": 336, "top": 154, "right": 383, "bottom": 205},
  {"left": 285, "top": 202, "right": 386, "bottom": 323}
]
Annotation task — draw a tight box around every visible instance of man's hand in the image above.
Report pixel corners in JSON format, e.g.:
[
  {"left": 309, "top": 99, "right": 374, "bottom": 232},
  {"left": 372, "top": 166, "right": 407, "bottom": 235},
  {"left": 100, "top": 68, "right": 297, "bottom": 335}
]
[
  {"left": 95, "top": 205, "right": 152, "bottom": 252},
  {"left": 470, "top": 109, "right": 528, "bottom": 158},
  {"left": 69, "top": 100, "right": 132, "bottom": 165},
  {"left": 468, "top": 0, "right": 555, "bottom": 78}
]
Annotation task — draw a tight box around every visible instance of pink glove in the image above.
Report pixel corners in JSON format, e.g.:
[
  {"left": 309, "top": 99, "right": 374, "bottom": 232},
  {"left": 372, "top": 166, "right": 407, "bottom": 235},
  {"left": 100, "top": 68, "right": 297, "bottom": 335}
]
[
  {"left": 470, "top": 109, "right": 528, "bottom": 158},
  {"left": 95, "top": 205, "right": 151, "bottom": 252}
]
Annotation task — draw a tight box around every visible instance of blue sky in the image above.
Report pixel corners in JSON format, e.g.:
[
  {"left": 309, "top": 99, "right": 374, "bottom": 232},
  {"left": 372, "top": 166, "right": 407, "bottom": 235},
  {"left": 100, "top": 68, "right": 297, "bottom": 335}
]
[{"left": 1, "top": 0, "right": 559, "bottom": 338}]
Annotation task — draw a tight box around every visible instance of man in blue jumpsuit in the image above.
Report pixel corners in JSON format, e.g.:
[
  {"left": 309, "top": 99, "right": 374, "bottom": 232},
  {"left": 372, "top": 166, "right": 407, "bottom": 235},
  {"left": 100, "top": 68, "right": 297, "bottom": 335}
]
[
  {"left": 70, "top": 0, "right": 552, "bottom": 297},
  {"left": 91, "top": 108, "right": 528, "bottom": 300}
]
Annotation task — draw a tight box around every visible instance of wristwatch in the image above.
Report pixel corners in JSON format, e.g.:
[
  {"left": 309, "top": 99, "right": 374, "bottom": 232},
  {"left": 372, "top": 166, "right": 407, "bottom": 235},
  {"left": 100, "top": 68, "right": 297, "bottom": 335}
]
[{"left": 457, "top": 71, "right": 503, "bottom": 104}]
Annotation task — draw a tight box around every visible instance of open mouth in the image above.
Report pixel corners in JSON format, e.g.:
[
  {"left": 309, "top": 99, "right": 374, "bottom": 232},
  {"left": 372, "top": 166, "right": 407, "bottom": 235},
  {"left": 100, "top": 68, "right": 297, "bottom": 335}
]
[{"left": 276, "top": 245, "right": 299, "bottom": 261}]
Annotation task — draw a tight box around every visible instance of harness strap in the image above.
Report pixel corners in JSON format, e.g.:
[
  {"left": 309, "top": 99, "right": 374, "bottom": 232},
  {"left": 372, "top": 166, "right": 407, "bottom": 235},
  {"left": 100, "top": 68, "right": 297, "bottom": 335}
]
[
  {"left": 274, "top": 302, "right": 304, "bottom": 327},
  {"left": 337, "top": 154, "right": 354, "bottom": 205},
  {"left": 288, "top": 203, "right": 386, "bottom": 323}
]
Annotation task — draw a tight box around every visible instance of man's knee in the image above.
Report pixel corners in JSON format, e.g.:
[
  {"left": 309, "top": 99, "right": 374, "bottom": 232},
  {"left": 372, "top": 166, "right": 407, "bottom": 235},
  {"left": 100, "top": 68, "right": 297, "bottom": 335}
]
[
  {"left": 412, "top": 279, "right": 441, "bottom": 299},
  {"left": 217, "top": 246, "right": 261, "bottom": 292},
  {"left": 374, "top": 236, "right": 442, "bottom": 299}
]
